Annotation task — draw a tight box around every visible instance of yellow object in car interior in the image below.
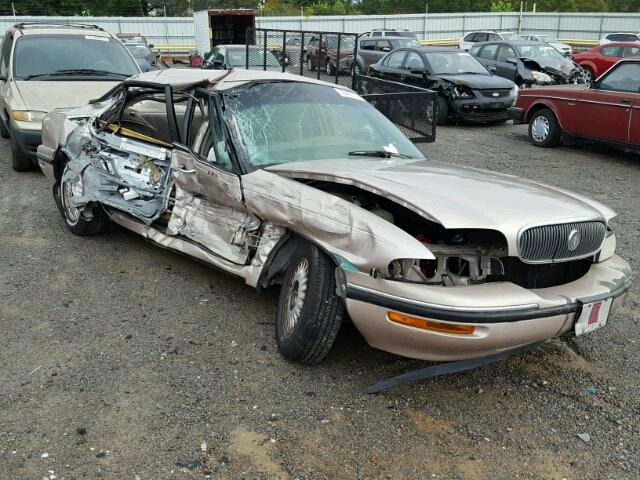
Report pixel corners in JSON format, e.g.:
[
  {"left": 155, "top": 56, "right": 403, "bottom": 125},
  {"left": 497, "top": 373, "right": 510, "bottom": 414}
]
[
  {"left": 105, "top": 123, "right": 173, "bottom": 148},
  {"left": 388, "top": 311, "right": 476, "bottom": 334}
]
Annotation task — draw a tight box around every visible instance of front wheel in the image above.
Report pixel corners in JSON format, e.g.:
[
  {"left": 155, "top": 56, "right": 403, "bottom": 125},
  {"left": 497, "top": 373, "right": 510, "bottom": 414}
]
[
  {"left": 10, "top": 129, "right": 34, "bottom": 171},
  {"left": 436, "top": 95, "right": 449, "bottom": 125},
  {"left": 528, "top": 108, "right": 561, "bottom": 148},
  {"left": 57, "top": 162, "right": 107, "bottom": 236},
  {"left": 275, "top": 241, "right": 344, "bottom": 365}
]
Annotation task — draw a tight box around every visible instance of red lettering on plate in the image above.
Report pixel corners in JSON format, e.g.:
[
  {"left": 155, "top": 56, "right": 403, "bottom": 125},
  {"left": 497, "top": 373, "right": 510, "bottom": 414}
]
[{"left": 588, "top": 302, "right": 602, "bottom": 325}]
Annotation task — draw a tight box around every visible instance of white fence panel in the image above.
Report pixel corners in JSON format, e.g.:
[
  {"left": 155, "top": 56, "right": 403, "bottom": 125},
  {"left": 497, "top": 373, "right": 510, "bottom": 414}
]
[{"left": 1, "top": 12, "right": 640, "bottom": 47}]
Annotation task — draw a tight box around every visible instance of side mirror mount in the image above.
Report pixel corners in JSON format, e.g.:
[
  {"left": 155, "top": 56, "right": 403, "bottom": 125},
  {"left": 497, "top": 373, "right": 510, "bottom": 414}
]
[
  {"left": 148, "top": 43, "right": 155, "bottom": 48},
  {"left": 382, "top": 46, "right": 391, "bottom": 52},
  {"left": 487, "top": 65, "right": 497, "bottom": 73},
  {"left": 213, "top": 60, "right": 224, "bottom": 69}
]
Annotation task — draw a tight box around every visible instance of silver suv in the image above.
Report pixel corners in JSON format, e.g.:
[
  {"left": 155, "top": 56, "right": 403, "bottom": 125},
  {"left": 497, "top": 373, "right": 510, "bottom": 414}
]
[{"left": 0, "top": 23, "right": 140, "bottom": 171}]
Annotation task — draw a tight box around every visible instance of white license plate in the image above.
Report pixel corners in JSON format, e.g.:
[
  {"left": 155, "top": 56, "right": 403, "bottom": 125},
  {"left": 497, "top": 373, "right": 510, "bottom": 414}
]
[{"left": 575, "top": 298, "right": 612, "bottom": 336}]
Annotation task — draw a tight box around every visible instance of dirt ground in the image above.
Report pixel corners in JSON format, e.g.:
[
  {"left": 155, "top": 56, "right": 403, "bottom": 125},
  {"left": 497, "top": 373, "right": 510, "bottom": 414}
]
[{"left": 1, "top": 123, "right": 638, "bottom": 480}]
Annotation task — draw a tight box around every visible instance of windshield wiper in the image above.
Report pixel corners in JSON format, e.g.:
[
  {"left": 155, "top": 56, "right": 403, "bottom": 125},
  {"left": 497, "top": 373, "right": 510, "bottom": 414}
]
[
  {"left": 54, "top": 69, "right": 129, "bottom": 77},
  {"left": 24, "top": 69, "right": 128, "bottom": 80},
  {"left": 348, "top": 150, "right": 413, "bottom": 159}
]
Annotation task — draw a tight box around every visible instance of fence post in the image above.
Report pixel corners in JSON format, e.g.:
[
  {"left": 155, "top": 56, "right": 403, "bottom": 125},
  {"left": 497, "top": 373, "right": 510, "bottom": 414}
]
[
  {"left": 598, "top": 15, "right": 604, "bottom": 39},
  {"left": 556, "top": 14, "right": 561, "bottom": 39},
  {"left": 518, "top": 2, "right": 523, "bottom": 34}
]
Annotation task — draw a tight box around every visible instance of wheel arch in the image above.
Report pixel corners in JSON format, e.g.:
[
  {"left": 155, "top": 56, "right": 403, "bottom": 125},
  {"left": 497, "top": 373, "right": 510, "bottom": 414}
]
[{"left": 525, "top": 101, "right": 562, "bottom": 129}]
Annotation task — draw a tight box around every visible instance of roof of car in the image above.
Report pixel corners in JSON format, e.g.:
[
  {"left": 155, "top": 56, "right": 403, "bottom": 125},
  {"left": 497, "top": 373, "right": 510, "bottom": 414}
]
[
  {"left": 129, "top": 68, "right": 350, "bottom": 92},
  {"left": 596, "top": 41, "right": 640, "bottom": 47},
  {"left": 13, "top": 23, "right": 111, "bottom": 37},
  {"left": 473, "top": 40, "right": 542, "bottom": 46},
  {"left": 360, "top": 36, "right": 418, "bottom": 41},
  {"left": 416, "top": 46, "right": 471, "bottom": 53}
]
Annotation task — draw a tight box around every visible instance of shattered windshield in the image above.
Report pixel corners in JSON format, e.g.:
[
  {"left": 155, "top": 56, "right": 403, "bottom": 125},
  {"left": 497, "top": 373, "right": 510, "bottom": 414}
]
[
  {"left": 223, "top": 82, "right": 423, "bottom": 170},
  {"left": 516, "top": 44, "right": 565, "bottom": 60}
]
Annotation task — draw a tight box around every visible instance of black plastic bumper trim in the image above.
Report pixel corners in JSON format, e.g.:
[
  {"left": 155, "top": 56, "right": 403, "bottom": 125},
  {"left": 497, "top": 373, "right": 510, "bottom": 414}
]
[{"left": 345, "top": 278, "right": 631, "bottom": 325}]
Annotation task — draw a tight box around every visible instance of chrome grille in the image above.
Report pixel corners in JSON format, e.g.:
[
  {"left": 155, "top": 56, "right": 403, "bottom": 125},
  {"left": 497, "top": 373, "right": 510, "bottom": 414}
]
[
  {"left": 479, "top": 89, "right": 511, "bottom": 98},
  {"left": 518, "top": 221, "right": 606, "bottom": 263}
]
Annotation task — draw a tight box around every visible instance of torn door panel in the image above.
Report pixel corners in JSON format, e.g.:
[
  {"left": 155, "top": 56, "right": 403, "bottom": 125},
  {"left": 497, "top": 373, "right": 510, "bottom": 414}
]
[
  {"left": 167, "top": 186, "right": 260, "bottom": 265},
  {"left": 61, "top": 124, "right": 172, "bottom": 224},
  {"left": 242, "top": 169, "right": 435, "bottom": 275}
]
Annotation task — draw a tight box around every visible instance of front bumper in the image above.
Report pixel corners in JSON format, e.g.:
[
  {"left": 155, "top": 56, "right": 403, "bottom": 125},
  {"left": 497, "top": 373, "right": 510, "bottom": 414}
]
[
  {"left": 509, "top": 106, "right": 525, "bottom": 124},
  {"left": 450, "top": 97, "right": 515, "bottom": 123},
  {"left": 343, "top": 255, "right": 632, "bottom": 361},
  {"left": 12, "top": 127, "right": 41, "bottom": 160}
]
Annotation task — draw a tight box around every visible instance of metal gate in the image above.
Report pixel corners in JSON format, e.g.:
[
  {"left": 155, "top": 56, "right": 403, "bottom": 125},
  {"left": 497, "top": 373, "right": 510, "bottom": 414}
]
[
  {"left": 245, "top": 27, "right": 359, "bottom": 88},
  {"left": 353, "top": 75, "right": 436, "bottom": 143}
]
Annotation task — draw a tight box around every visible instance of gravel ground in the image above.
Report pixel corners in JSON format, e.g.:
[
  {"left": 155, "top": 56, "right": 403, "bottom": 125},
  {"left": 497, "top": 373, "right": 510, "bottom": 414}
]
[{"left": 0, "top": 123, "right": 638, "bottom": 480}]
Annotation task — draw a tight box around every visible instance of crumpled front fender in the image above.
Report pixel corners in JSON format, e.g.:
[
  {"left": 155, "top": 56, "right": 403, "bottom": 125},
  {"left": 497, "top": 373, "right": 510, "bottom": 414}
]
[{"left": 242, "top": 169, "right": 435, "bottom": 276}]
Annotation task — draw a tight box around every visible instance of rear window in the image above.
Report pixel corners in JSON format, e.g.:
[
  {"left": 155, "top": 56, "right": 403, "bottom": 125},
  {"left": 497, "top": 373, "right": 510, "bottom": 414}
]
[
  {"left": 601, "top": 46, "right": 620, "bottom": 57},
  {"left": 13, "top": 34, "right": 139, "bottom": 79},
  {"left": 606, "top": 33, "right": 640, "bottom": 42}
]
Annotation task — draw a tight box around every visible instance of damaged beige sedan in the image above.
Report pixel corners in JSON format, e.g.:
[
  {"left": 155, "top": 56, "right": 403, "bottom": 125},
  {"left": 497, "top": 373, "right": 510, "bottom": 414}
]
[{"left": 37, "top": 69, "right": 632, "bottom": 365}]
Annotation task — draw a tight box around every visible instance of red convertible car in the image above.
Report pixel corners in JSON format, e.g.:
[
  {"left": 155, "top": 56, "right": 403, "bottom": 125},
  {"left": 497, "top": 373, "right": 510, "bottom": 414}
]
[
  {"left": 573, "top": 42, "right": 640, "bottom": 82},
  {"left": 510, "top": 58, "right": 640, "bottom": 150}
]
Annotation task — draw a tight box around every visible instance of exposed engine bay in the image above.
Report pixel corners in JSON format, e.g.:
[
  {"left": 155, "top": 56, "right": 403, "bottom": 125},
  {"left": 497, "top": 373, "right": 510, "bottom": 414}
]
[{"left": 303, "top": 180, "right": 592, "bottom": 289}]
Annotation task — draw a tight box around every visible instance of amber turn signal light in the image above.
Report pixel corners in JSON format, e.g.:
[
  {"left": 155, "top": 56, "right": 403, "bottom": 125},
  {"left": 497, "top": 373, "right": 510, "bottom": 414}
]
[{"left": 388, "top": 311, "right": 475, "bottom": 335}]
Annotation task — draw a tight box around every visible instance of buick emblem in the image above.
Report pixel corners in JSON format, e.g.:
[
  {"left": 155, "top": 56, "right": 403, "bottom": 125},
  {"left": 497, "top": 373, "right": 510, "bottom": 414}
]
[
  {"left": 492, "top": 92, "right": 499, "bottom": 97},
  {"left": 567, "top": 229, "right": 581, "bottom": 251}
]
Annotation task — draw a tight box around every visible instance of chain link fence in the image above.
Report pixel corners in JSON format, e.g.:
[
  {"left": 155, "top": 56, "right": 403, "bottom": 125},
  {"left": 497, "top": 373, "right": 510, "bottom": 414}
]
[
  {"left": 246, "top": 27, "right": 359, "bottom": 88},
  {"left": 353, "top": 75, "right": 436, "bottom": 143}
]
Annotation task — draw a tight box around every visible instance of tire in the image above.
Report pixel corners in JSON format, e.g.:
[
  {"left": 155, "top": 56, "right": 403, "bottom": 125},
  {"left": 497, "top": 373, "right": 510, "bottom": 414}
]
[
  {"left": 582, "top": 66, "right": 595, "bottom": 84},
  {"left": 436, "top": 95, "right": 449, "bottom": 126},
  {"left": 10, "top": 128, "right": 34, "bottom": 171},
  {"left": 306, "top": 56, "right": 315, "bottom": 71},
  {"left": 57, "top": 161, "right": 107, "bottom": 236},
  {"left": 528, "top": 108, "right": 561, "bottom": 148},
  {"left": 0, "top": 114, "right": 9, "bottom": 139},
  {"left": 325, "top": 59, "right": 335, "bottom": 76},
  {"left": 275, "top": 241, "right": 344, "bottom": 365}
]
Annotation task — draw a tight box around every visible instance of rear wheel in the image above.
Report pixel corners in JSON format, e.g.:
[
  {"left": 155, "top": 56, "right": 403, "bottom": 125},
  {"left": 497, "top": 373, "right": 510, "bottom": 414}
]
[
  {"left": 528, "top": 108, "right": 561, "bottom": 148},
  {"left": 581, "top": 66, "right": 594, "bottom": 84},
  {"left": 325, "top": 59, "right": 335, "bottom": 76},
  {"left": 57, "top": 161, "right": 107, "bottom": 236},
  {"left": 10, "top": 128, "right": 34, "bottom": 171},
  {"left": 275, "top": 241, "right": 344, "bottom": 365},
  {"left": 436, "top": 95, "right": 449, "bottom": 125}
]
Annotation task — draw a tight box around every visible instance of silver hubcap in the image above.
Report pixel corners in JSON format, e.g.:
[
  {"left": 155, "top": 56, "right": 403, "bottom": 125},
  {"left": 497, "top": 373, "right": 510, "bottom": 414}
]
[
  {"left": 283, "top": 258, "right": 309, "bottom": 335},
  {"left": 583, "top": 69, "right": 592, "bottom": 83},
  {"left": 531, "top": 115, "right": 550, "bottom": 142},
  {"left": 61, "top": 173, "right": 83, "bottom": 224}
]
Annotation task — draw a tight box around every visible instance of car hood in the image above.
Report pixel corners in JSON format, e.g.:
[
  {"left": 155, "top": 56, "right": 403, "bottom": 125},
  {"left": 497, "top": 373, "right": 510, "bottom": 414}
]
[
  {"left": 14, "top": 80, "right": 121, "bottom": 112},
  {"left": 437, "top": 73, "right": 515, "bottom": 88},
  {"left": 266, "top": 158, "right": 614, "bottom": 250},
  {"left": 521, "top": 56, "right": 576, "bottom": 75}
]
